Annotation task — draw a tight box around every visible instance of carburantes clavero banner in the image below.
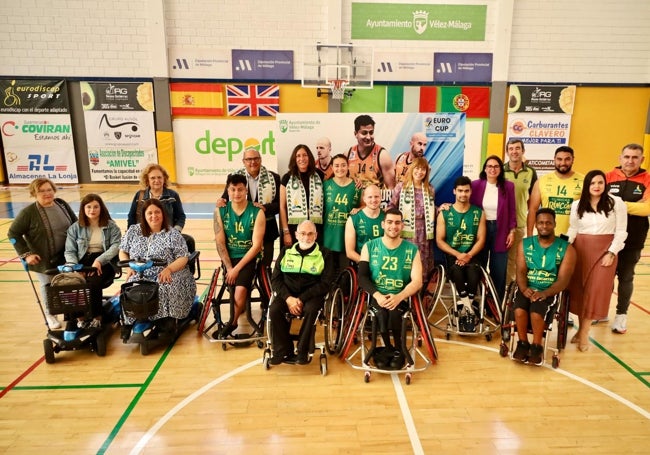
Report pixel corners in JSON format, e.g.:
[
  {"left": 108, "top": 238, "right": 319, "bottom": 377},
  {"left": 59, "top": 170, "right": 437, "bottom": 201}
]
[
  {"left": 351, "top": 3, "right": 487, "bottom": 41},
  {"left": 0, "top": 79, "right": 78, "bottom": 183},
  {"left": 81, "top": 81, "right": 157, "bottom": 182}
]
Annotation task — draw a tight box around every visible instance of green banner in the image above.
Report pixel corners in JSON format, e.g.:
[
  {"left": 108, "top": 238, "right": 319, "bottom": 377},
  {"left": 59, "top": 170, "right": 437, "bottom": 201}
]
[{"left": 352, "top": 3, "right": 486, "bottom": 41}]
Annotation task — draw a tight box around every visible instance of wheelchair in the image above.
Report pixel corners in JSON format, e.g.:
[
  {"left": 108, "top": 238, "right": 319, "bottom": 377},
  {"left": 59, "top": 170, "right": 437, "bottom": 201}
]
[
  {"left": 262, "top": 293, "right": 328, "bottom": 376},
  {"left": 343, "top": 291, "right": 437, "bottom": 384},
  {"left": 425, "top": 263, "right": 502, "bottom": 341},
  {"left": 197, "top": 260, "right": 271, "bottom": 350},
  {"left": 499, "top": 282, "right": 570, "bottom": 368},
  {"left": 322, "top": 265, "right": 359, "bottom": 356}
]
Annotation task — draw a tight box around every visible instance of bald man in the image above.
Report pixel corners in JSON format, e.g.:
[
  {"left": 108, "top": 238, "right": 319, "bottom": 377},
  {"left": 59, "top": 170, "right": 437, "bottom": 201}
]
[{"left": 394, "top": 132, "right": 428, "bottom": 185}]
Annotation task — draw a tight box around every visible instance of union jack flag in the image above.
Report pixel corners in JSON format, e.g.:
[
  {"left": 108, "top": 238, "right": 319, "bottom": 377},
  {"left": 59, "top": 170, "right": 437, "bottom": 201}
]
[{"left": 226, "top": 84, "right": 279, "bottom": 117}]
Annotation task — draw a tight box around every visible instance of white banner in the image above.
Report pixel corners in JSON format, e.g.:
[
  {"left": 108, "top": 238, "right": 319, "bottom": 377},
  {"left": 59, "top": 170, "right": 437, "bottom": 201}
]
[
  {"left": 506, "top": 113, "right": 572, "bottom": 174},
  {"left": 173, "top": 119, "right": 278, "bottom": 184},
  {"left": 373, "top": 51, "right": 434, "bottom": 82},
  {"left": 0, "top": 113, "right": 77, "bottom": 183},
  {"left": 168, "top": 47, "right": 232, "bottom": 79}
]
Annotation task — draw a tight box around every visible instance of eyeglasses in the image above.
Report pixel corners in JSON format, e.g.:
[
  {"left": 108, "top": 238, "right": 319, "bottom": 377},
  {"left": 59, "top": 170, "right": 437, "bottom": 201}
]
[
  {"left": 297, "top": 231, "right": 316, "bottom": 237},
  {"left": 243, "top": 157, "right": 261, "bottom": 163},
  {"left": 485, "top": 165, "right": 500, "bottom": 169}
]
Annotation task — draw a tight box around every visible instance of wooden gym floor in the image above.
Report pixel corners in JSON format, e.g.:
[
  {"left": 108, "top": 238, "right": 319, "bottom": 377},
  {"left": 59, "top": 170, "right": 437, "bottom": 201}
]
[{"left": 0, "top": 184, "right": 648, "bottom": 454}]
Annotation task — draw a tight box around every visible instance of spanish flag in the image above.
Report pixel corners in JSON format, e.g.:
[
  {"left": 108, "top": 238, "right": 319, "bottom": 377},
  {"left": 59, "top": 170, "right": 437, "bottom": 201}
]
[
  {"left": 439, "top": 86, "right": 490, "bottom": 118},
  {"left": 169, "top": 82, "right": 224, "bottom": 116}
]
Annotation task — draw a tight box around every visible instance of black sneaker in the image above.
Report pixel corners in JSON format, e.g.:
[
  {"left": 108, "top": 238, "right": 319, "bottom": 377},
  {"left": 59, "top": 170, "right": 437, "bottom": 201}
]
[
  {"left": 296, "top": 353, "right": 310, "bottom": 365},
  {"left": 528, "top": 343, "right": 544, "bottom": 366},
  {"left": 269, "top": 354, "right": 286, "bottom": 365},
  {"left": 390, "top": 350, "right": 405, "bottom": 369},
  {"left": 213, "top": 322, "right": 238, "bottom": 340},
  {"left": 120, "top": 325, "right": 132, "bottom": 341},
  {"left": 513, "top": 340, "right": 530, "bottom": 362},
  {"left": 283, "top": 353, "right": 299, "bottom": 365}
]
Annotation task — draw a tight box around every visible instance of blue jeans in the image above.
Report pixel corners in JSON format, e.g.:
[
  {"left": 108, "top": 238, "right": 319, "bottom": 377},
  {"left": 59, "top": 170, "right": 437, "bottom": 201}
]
[{"left": 478, "top": 221, "right": 508, "bottom": 302}]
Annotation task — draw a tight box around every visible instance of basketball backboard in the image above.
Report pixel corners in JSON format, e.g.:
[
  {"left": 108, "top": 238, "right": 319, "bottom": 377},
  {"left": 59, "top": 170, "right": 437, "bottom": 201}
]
[{"left": 301, "top": 44, "right": 374, "bottom": 90}]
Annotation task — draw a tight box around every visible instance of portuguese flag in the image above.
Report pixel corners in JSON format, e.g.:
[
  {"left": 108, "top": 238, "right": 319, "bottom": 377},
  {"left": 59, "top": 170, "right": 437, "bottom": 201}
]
[
  {"left": 169, "top": 82, "right": 224, "bottom": 116},
  {"left": 439, "top": 86, "right": 490, "bottom": 118}
]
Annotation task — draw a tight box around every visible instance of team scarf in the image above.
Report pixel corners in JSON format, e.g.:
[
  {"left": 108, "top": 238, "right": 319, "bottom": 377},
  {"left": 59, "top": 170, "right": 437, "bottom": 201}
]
[
  {"left": 236, "top": 166, "right": 276, "bottom": 206},
  {"left": 398, "top": 183, "right": 435, "bottom": 240},
  {"left": 286, "top": 173, "right": 323, "bottom": 225}
]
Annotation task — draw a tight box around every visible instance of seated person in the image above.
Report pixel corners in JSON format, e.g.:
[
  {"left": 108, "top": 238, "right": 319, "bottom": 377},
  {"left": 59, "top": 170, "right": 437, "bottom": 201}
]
[
  {"left": 513, "top": 208, "right": 576, "bottom": 365},
  {"left": 65, "top": 194, "right": 121, "bottom": 329},
  {"left": 344, "top": 184, "right": 384, "bottom": 264},
  {"left": 213, "top": 173, "right": 266, "bottom": 339},
  {"left": 436, "top": 176, "right": 486, "bottom": 331},
  {"left": 269, "top": 220, "right": 334, "bottom": 365},
  {"left": 119, "top": 199, "right": 196, "bottom": 332},
  {"left": 358, "top": 208, "right": 422, "bottom": 369}
]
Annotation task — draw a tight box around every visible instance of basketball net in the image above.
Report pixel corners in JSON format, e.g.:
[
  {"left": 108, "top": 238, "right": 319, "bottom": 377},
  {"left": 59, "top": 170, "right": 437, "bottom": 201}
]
[{"left": 329, "top": 79, "right": 348, "bottom": 100}]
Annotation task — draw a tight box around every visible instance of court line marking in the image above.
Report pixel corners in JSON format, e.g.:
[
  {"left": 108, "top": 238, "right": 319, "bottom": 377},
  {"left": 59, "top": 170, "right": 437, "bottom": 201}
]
[
  {"left": 0, "top": 357, "right": 44, "bottom": 399},
  {"left": 391, "top": 373, "right": 424, "bottom": 455}
]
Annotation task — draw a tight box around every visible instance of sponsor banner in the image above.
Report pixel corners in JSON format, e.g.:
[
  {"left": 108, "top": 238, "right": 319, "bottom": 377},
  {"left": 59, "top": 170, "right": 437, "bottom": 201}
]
[
  {"left": 0, "top": 79, "right": 78, "bottom": 183},
  {"left": 173, "top": 119, "right": 278, "bottom": 184},
  {"left": 82, "top": 81, "right": 157, "bottom": 181},
  {"left": 168, "top": 47, "right": 232, "bottom": 79},
  {"left": 434, "top": 52, "right": 492, "bottom": 82},
  {"left": 351, "top": 3, "right": 487, "bottom": 41},
  {"left": 231, "top": 50, "right": 294, "bottom": 80},
  {"left": 276, "top": 113, "right": 465, "bottom": 205},
  {"left": 170, "top": 82, "right": 224, "bottom": 116},
  {"left": 507, "top": 84, "right": 576, "bottom": 114},
  {"left": 374, "top": 51, "right": 434, "bottom": 82},
  {"left": 506, "top": 113, "right": 572, "bottom": 173}
]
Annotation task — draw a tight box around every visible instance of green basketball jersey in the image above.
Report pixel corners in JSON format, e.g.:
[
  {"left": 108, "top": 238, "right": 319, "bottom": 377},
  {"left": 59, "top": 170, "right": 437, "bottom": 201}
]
[
  {"left": 323, "top": 179, "right": 360, "bottom": 252},
  {"left": 366, "top": 238, "right": 418, "bottom": 294},
  {"left": 351, "top": 209, "right": 384, "bottom": 253},
  {"left": 219, "top": 202, "right": 260, "bottom": 259},
  {"left": 522, "top": 236, "right": 568, "bottom": 291},
  {"left": 442, "top": 205, "right": 483, "bottom": 253}
]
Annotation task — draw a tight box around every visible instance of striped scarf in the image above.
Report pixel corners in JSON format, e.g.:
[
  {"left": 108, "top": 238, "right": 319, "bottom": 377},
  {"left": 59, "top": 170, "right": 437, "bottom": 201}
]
[
  {"left": 286, "top": 173, "right": 323, "bottom": 225},
  {"left": 398, "top": 184, "right": 435, "bottom": 240}
]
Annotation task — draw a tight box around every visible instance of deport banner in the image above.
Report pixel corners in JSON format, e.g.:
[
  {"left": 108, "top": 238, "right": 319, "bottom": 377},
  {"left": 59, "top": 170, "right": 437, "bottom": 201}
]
[
  {"left": 81, "top": 81, "right": 157, "bottom": 182},
  {"left": 0, "top": 79, "right": 78, "bottom": 183}
]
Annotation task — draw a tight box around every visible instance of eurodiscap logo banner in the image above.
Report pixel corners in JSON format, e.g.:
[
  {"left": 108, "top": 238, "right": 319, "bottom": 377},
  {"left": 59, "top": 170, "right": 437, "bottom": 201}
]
[{"left": 0, "top": 79, "right": 78, "bottom": 183}]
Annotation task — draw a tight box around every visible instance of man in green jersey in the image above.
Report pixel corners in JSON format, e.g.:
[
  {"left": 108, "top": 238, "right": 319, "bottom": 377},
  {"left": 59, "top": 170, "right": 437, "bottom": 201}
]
[
  {"left": 213, "top": 174, "right": 266, "bottom": 339},
  {"left": 345, "top": 184, "right": 384, "bottom": 264},
  {"left": 359, "top": 208, "right": 422, "bottom": 369},
  {"left": 513, "top": 208, "right": 576, "bottom": 365},
  {"left": 436, "top": 176, "right": 486, "bottom": 331}
]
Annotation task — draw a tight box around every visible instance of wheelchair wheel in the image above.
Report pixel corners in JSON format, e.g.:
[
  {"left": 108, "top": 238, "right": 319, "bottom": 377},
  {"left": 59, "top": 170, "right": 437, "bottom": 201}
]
[
  {"left": 412, "top": 294, "right": 438, "bottom": 361},
  {"left": 324, "top": 287, "right": 344, "bottom": 355},
  {"left": 95, "top": 332, "right": 107, "bottom": 357},
  {"left": 256, "top": 264, "right": 272, "bottom": 303},
  {"left": 556, "top": 291, "right": 570, "bottom": 350},
  {"left": 481, "top": 268, "right": 502, "bottom": 324},
  {"left": 501, "top": 282, "right": 517, "bottom": 342},
  {"left": 337, "top": 267, "right": 358, "bottom": 307},
  {"left": 340, "top": 292, "right": 367, "bottom": 359},
  {"left": 43, "top": 339, "right": 55, "bottom": 364},
  {"left": 198, "top": 268, "right": 221, "bottom": 333},
  {"left": 422, "top": 264, "right": 444, "bottom": 319}
]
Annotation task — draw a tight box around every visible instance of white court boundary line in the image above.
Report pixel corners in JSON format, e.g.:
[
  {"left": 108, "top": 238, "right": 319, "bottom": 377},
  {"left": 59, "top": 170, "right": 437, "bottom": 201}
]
[{"left": 131, "top": 341, "right": 649, "bottom": 454}]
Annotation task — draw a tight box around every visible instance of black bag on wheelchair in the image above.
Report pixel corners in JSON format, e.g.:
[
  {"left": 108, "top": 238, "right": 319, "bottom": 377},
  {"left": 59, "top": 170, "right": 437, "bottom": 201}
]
[{"left": 120, "top": 280, "right": 159, "bottom": 319}]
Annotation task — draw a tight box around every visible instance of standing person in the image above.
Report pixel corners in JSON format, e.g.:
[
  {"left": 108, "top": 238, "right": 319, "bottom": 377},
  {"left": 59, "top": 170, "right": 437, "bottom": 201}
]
[
  {"left": 527, "top": 146, "right": 583, "bottom": 237},
  {"left": 323, "top": 154, "right": 361, "bottom": 272},
  {"left": 394, "top": 132, "right": 428, "bottom": 185},
  {"left": 346, "top": 114, "right": 396, "bottom": 190},
  {"left": 513, "top": 208, "right": 576, "bottom": 365},
  {"left": 279, "top": 144, "right": 324, "bottom": 248},
  {"left": 389, "top": 157, "right": 436, "bottom": 287},
  {"left": 504, "top": 138, "right": 538, "bottom": 284},
  {"left": 127, "top": 163, "right": 186, "bottom": 232},
  {"left": 8, "top": 178, "right": 77, "bottom": 329},
  {"left": 213, "top": 174, "right": 266, "bottom": 339},
  {"left": 470, "top": 155, "right": 516, "bottom": 301},
  {"left": 436, "top": 176, "right": 486, "bottom": 326},
  {"left": 65, "top": 194, "right": 121, "bottom": 329},
  {"left": 315, "top": 137, "right": 334, "bottom": 180},
  {"left": 269, "top": 220, "right": 335, "bottom": 365},
  {"left": 358, "top": 208, "right": 423, "bottom": 369},
  {"left": 217, "top": 147, "right": 280, "bottom": 268},
  {"left": 567, "top": 170, "right": 627, "bottom": 352},
  {"left": 345, "top": 184, "right": 385, "bottom": 264},
  {"left": 119, "top": 199, "right": 196, "bottom": 329},
  {"left": 606, "top": 143, "right": 650, "bottom": 334}
]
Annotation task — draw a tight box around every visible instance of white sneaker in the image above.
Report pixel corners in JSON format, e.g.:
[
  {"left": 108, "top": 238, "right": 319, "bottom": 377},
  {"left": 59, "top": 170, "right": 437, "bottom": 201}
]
[
  {"left": 611, "top": 314, "right": 627, "bottom": 334},
  {"left": 46, "top": 314, "right": 61, "bottom": 329}
]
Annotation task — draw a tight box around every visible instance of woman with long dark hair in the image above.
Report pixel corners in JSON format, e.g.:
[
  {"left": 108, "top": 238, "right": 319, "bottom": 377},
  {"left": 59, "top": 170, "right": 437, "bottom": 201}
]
[{"left": 567, "top": 170, "right": 627, "bottom": 351}]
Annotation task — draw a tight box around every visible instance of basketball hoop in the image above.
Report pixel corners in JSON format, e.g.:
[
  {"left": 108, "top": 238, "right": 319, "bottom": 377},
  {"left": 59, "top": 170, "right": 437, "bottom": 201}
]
[{"left": 329, "top": 79, "right": 348, "bottom": 100}]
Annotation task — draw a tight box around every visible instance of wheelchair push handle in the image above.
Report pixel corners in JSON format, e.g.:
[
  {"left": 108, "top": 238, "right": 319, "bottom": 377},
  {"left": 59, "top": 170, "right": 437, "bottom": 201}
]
[
  {"left": 44, "top": 263, "right": 99, "bottom": 275},
  {"left": 117, "top": 257, "right": 167, "bottom": 273}
]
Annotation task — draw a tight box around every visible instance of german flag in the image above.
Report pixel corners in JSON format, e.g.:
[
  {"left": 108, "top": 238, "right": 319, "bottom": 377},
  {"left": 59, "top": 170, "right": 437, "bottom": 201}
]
[
  {"left": 439, "top": 86, "right": 490, "bottom": 118},
  {"left": 169, "top": 82, "right": 224, "bottom": 116}
]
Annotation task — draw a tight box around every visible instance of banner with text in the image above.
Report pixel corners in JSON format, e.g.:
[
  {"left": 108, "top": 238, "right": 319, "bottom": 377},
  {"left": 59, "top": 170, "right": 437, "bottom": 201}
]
[
  {"left": 351, "top": 3, "right": 487, "bottom": 41},
  {"left": 81, "top": 82, "right": 157, "bottom": 182},
  {"left": 173, "top": 119, "right": 278, "bottom": 184},
  {"left": 374, "top": 51, "right": 434, "bottom": 82},
  {"left": 168, "top": 47, "right": 232, "bottom": 79},
  {"left": 0, "top": 79, "right": 78, "bottom": 183}
]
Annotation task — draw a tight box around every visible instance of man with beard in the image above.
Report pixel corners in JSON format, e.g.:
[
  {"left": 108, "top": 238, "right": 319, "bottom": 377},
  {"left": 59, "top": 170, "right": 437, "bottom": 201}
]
[
  {"left": 606, "top": 143, "right": 650, "bottom": 334},
  {"left": 345, "top": 184, "right": 384, "bottom": 264},
  {"left": 346, "top": 115, "right": 396, "bottom": 190},
  {"left": 394, "top": 132, "right": 428, "bottom": 185},
  {"left": 527, "top": 146, "right": 584, "bottom": 237},
  {"left": 358, "top": 208, "right": 422, "bottom": 369},
  {"left": 315, "top": 137, "right": 334, "bottom": 180},
  {"left": 269, "top": 220, "right": 335, "bottom": 365},
  {"left": 512, "top": 208, "right": 576, "bottom": 365}
]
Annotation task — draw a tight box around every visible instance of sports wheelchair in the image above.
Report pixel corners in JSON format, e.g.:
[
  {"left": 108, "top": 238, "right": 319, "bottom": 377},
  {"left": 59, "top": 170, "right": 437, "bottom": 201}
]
[
  {"left": 322, "top": 265, "right": 360, "bottom": 357},
  {"left": 197, "top": 261, "right": 271, "bottom": 350},
  {"left": 424, "top": 263, "right": 502, "bottom": 341},
  {"left": 342, "top": 291, "right": 437, "bottom": 384},
  {"left": 499, "top": 282, "right": 570, "bottom": 368}
]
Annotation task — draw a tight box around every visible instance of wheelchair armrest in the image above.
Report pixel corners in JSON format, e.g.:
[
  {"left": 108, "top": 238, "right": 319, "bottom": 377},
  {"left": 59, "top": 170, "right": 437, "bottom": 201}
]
[{"left": 188, "top": 250, "right": 201, "bottom": 280}]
